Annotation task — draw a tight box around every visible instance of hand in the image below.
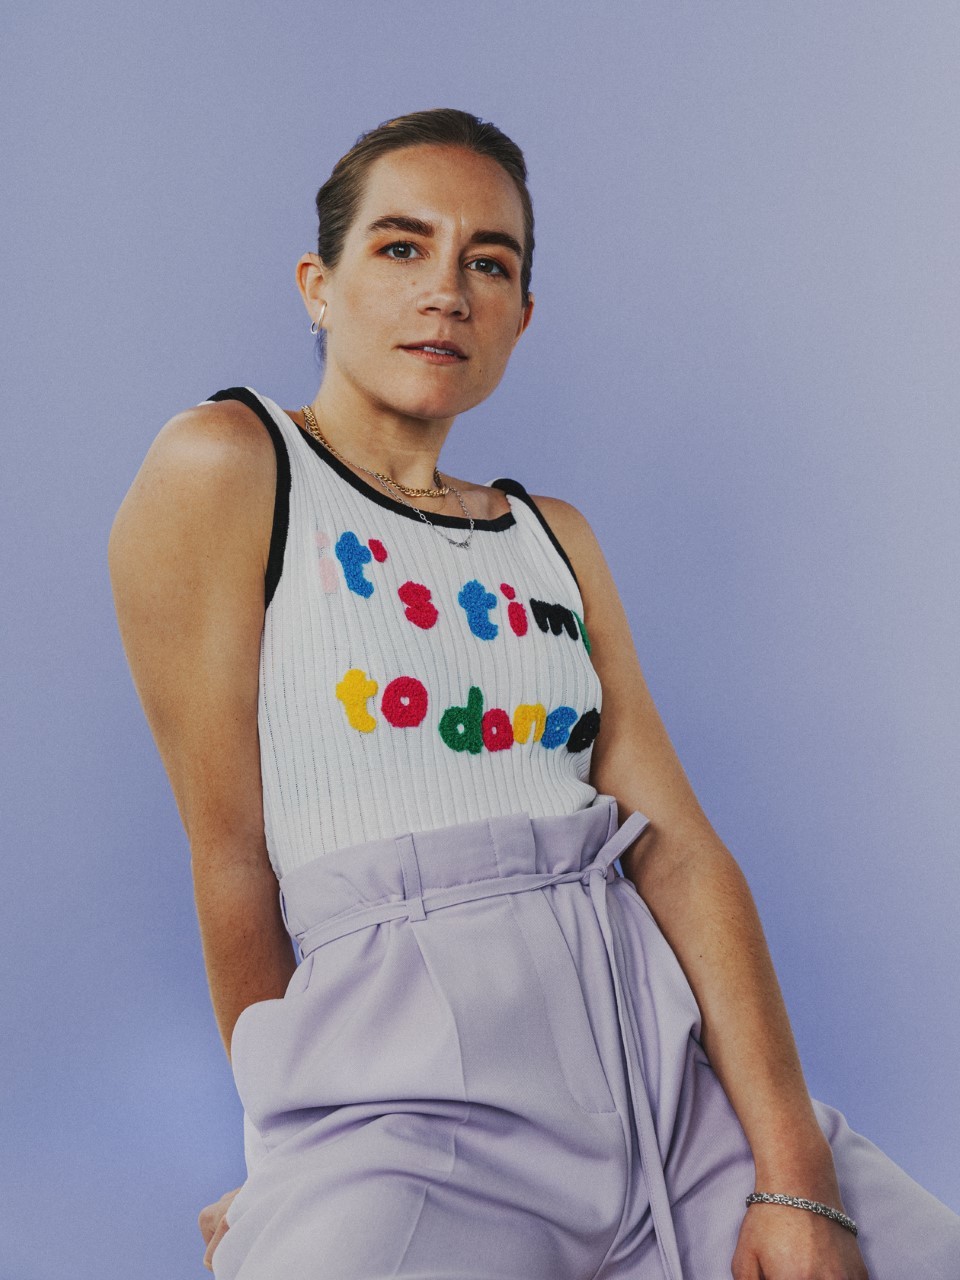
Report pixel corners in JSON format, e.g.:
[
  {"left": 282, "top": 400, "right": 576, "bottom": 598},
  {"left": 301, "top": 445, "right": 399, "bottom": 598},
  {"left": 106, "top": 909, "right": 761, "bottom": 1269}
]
[
  {"left": 198, "top": 1187, "right": 241, "bottom": 1272},
  {"left": 732, "top": 1201, "right": 869, "bottom": 1279}
]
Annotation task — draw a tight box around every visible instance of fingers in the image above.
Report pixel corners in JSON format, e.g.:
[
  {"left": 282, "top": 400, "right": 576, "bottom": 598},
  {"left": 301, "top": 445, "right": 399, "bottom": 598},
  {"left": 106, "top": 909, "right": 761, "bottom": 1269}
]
[
  {"left": 198, "top": 1203, "right": 219, "bottom": 1245},
  {"left": 198, "top": 1187, "right": 242, "bottom": 1270},
  {"left": 203, "top": 1215, "right": 231, "bottom": 1271}
]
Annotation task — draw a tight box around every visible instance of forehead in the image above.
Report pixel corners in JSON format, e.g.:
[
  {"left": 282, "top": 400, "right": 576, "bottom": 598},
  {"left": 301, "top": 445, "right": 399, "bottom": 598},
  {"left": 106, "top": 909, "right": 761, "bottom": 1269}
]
[{"left": 351, "top": 145, "right": 525, "bottom": 240}]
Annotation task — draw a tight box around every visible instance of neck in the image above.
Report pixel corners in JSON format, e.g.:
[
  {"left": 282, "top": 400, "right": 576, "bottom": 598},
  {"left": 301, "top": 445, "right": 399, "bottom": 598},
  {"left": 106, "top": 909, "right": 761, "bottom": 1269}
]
[{"left": 309, "top": 368, "right": 456, "bottom": 491}]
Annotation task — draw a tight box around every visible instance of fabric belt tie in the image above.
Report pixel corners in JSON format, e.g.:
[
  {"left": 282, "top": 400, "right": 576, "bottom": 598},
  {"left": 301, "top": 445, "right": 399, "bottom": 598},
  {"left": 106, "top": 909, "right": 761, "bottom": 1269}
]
[{"left": 288, "top": 809, "right": 684, "bottom": 1280}]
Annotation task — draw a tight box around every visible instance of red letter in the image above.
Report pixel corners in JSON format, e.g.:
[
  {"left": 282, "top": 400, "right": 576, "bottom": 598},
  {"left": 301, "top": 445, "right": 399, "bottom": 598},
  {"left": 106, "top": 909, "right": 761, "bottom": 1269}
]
[
  {"left": 381, "top": 675, "right": 429, "bottom": 728},
  {"left": 398, "top": 581, "right": 439, "bottom": 630},
  {"left": 481, "top": 707, "right": 514, "bottom": 751}
]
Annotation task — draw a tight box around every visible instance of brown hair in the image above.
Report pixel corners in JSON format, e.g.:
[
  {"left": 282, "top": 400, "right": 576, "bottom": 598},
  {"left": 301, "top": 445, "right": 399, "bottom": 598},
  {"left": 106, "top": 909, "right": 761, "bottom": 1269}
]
[{"left": 312, "top": 108, "right": 535, "bottom": 360}]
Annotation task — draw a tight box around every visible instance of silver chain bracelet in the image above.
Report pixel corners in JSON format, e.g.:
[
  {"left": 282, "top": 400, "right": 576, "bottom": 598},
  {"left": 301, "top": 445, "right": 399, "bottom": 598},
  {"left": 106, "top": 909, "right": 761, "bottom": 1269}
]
[{"left": 745, "top": 1192, "right": 859, "bottom": 1238}]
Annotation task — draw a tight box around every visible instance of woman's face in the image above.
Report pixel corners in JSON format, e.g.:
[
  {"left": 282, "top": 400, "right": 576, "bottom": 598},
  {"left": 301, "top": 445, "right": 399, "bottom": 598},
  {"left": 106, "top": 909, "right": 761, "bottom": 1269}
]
[{"left": 314, "top": 143, "right": 534, "bottom": 424}]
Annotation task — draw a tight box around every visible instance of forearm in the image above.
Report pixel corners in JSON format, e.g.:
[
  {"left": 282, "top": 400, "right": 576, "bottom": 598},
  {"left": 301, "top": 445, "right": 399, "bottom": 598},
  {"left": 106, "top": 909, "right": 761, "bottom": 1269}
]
[
  {"left": 191, "top": 851, "right": 298, "bottom": 1059},
  {"left": 622, "top": 829, "right": 840, "bottom": 1196}
]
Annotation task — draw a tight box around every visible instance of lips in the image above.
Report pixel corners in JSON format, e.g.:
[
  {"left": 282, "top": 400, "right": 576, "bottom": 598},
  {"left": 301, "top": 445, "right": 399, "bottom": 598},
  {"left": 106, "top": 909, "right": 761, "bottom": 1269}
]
[{"left": 400, "top": 341, "right": 467, "bottom": 359}]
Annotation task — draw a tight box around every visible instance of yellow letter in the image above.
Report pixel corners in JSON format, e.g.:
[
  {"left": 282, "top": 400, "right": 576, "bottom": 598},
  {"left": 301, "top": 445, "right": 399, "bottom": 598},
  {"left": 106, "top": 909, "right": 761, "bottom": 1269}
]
[
  {"left": 513, "top": 703, "right": 546, "bottom": 744},
  {"left": 335, "top": 667, "right": 379, "bottom": 733}
]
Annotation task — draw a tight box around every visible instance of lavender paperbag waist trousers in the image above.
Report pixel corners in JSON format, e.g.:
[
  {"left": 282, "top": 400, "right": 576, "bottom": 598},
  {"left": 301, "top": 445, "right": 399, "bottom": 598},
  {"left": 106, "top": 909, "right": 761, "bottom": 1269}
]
[{"left": 213, "top": 794, "right": 960, "bottom": 1279}]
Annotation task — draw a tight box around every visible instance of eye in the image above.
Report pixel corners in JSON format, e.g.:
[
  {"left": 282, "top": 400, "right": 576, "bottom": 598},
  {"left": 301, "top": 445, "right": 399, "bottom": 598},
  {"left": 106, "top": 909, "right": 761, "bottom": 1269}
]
[
  {"left": 469, "top": 257, "right": 510, "bottom": 278},
  {"left": 380, "top": 241, "right": 422, "bottom": 261}
]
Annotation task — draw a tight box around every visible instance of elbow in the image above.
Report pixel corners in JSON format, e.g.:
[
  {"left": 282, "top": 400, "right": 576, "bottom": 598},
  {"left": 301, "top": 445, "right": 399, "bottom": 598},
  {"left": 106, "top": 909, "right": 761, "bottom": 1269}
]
[{"left": 621, "top": 819, "right": 741, "bottom": 896}]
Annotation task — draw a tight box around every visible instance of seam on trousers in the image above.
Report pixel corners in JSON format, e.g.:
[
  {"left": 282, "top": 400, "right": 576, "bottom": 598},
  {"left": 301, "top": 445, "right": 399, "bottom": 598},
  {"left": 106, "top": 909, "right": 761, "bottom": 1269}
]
[{"left": 387, "top": 1106, "right": 475, "bottom": 1278}]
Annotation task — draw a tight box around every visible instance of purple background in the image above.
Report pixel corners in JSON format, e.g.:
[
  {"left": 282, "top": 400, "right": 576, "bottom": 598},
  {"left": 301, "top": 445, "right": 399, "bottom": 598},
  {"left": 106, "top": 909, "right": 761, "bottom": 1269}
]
[{"left": 3, "top": 2, "right": 958, "bottom": 1276}]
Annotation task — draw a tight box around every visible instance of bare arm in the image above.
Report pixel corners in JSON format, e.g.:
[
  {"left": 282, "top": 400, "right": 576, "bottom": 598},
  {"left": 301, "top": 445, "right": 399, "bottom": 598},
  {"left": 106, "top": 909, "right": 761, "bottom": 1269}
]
[
  {"left": 108, "top": 402, "right": 297, "bottom": 1059},
  {"left": 535, "top": 495, "right": 867, "bottom": 1279}
]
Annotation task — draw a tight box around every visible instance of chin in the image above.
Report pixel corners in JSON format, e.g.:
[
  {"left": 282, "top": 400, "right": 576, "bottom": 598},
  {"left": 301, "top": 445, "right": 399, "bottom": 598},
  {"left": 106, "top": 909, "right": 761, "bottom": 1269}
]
[{"left": 390, "top": 386, "right": 482, "bottom": 422}]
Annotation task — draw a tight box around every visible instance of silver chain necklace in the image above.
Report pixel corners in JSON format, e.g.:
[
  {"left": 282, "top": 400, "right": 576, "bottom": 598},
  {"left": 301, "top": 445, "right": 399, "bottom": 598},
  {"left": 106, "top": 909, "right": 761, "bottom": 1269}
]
[{"left": 300, "top": 404, "right": 475, "bottom": 550}]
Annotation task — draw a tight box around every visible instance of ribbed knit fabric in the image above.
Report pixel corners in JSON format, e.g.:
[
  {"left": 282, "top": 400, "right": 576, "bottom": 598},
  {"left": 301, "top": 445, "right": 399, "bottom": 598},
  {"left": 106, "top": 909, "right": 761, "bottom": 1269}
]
[{"left": 201, "top": 387, "right": 603, "bottom": 877}]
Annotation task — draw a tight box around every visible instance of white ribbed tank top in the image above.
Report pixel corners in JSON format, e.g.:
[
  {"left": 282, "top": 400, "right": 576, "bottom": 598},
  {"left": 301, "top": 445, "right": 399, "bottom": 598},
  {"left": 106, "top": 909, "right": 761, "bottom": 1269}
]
[{"left": 201, "top": 387, "right": 603, "bottom": 877}]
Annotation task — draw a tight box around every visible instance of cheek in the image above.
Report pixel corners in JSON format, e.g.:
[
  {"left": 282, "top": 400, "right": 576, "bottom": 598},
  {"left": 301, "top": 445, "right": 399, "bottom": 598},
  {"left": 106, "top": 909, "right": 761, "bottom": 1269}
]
[
  {"left": 487, "top": 325, "right": 521, "bottom": 371},
  {"left": 345, "top": 283, "right": 390, "bottom": 330},
  {"left": 336, "top": 291, "right": 395, "bottom": 367}
]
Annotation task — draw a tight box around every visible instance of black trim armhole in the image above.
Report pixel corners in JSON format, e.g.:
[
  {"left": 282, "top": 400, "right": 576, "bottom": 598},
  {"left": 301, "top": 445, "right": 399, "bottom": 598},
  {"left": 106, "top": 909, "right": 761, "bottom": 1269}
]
[
  {"left": 205, "top": 387, "right": 291, "bottom": 610},
  {"left": 488, "top": 476, "right": 581, "bottom": 595}
]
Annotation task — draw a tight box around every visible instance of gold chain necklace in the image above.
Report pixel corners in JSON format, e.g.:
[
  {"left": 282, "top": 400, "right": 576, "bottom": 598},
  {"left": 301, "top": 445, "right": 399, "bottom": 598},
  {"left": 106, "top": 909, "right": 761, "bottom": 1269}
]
[{"left": 299, "top": 404, "right": 475, "bottom": 549}]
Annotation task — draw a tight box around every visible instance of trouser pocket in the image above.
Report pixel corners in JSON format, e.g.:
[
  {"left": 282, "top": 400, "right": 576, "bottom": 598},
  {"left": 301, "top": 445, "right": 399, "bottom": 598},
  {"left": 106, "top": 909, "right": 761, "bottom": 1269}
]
[{"left": 230, "top": 921, "right": 471, "bottom": 1152}]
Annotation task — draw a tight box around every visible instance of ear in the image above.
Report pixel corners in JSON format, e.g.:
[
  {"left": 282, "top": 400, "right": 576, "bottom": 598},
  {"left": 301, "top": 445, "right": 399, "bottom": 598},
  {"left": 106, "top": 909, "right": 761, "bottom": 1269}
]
[
  {"left": 296, "top": 252, "right": 327, "bottom": 321},
  {"left": 513, "top": 291, "right": 535, "bottom": 343}
]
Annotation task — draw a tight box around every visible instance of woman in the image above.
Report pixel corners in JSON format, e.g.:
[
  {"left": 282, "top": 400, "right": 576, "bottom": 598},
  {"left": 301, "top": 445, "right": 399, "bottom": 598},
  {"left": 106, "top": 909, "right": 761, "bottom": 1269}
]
[{"left": 108, "top": 109, "right": 959, "bottom": 1279}]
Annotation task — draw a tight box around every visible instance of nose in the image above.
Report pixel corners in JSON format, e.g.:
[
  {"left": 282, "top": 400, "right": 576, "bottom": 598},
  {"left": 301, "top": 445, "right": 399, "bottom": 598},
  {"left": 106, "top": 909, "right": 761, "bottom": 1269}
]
[{"left": 416, "top": 255, "right": 470, "bottom": 319}]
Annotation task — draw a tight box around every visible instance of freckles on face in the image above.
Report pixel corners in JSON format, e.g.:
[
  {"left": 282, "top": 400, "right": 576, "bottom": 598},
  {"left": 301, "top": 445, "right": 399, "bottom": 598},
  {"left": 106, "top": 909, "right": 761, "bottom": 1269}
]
[{"left": 325, "top": 145, "right": 528, "bottom": 412}]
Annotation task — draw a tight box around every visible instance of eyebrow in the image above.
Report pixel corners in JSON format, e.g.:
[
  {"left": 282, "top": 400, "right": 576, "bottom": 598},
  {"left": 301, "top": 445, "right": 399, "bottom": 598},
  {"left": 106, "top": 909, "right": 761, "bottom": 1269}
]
[{"left": 364, "top": 214, "right": 523, "bottom": 262}]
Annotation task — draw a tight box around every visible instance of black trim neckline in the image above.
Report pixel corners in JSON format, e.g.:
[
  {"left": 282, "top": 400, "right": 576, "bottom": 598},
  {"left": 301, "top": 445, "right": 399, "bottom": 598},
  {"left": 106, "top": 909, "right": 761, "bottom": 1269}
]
[
  {"left": 272, "top": 401, "right": 517, "bottom": 532},
  {"left": 205, "top": 386, "right": 291, "bottom": 609},
  {"left": 486, "top": 476, "right": 581, "bottom": 594}
]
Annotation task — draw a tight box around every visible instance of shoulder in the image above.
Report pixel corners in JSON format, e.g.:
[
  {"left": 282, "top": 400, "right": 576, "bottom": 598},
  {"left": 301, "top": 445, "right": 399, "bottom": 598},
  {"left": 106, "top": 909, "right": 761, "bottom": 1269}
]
[
  {"left": 524, "top": 493, "right": 609, "bottom": 582},
  {"left": 109, "top": 400, "right": 277, "bottom": 563},
  {"left": 525, "top": 493, "right": 596, "bottom": 546},
  {"left": 150, "top": 400, "right": 277, "bottom": 474},
  {"left": 122, "top": 401, "right": 275, "bottom": 512},
  {"left": 484, "top": 480, "right": 597, "bottom": 594}
]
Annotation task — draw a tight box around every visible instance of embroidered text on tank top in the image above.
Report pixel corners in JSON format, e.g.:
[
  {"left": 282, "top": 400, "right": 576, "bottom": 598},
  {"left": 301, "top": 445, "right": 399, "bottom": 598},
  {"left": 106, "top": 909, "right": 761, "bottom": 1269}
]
[{"left": 201, "top": 387, "right": 603, "bottom": 876}]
